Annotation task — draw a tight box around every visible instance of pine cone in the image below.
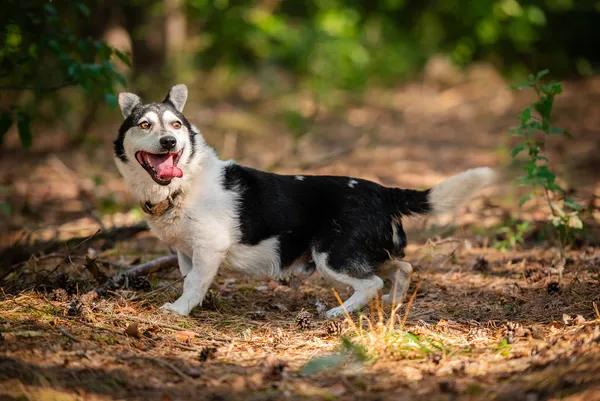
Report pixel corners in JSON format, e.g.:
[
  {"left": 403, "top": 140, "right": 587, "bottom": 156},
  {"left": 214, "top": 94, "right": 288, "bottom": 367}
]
[
  {"left": 67, "top": 300, "right": 82, "bottom": 316},
  {"left": 55, "top": 273, "right": 78, "bottom": 295},
  {"left": 473, "top": 257, "right": 489, "bottom": 272},
  {"left": 295, "top": 310, "right": 314, "bottom": 330},
  {"left": 130, "top": 276, "right": 151, "bottom": 291},
  {"left": 325, "top": 320, "right": 343, "bottom": 336},
  {"left": 547, "top": 281, "right": 560, "bottom": 294},
  {"left": 202, "top": 289, "right": 221, "bottom": 311},
  {"left": 198, "top": 346, "right": 217, "bottom": 362},
  {"left": 51, "top": 288, "right": 69, "bottom": 302}
]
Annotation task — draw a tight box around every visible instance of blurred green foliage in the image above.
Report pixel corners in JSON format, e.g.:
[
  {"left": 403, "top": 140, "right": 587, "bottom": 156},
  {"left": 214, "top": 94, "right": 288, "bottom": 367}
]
[
  {"left": 1, "top": 0, "right": 599, "bottom": 147},
  {"left": 0, "top": 0, "right": 128, "bottom": 148},
  {"left": 187, "top": 0, "right": 600, "bottom": 93}
]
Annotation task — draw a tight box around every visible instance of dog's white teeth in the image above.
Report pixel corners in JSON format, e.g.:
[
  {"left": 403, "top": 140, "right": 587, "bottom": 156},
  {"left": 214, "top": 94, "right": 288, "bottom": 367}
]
[{"left": 144, "top": 155, "right": 157, "bottom": 173}]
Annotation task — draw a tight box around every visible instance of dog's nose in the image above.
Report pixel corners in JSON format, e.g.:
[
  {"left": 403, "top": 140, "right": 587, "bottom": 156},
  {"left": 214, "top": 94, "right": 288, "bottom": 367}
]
[{"left": 160, "top": 135, "right": 177, "bottom": 150}]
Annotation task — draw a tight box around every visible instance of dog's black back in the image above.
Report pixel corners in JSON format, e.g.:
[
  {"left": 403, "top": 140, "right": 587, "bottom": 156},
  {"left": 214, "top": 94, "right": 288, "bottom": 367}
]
[{"left": 223, "top": 164, "right": 430, "bottom": 278}]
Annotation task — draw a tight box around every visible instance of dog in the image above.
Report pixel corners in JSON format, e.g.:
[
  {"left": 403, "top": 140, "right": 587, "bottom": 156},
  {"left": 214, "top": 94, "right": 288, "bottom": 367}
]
[{"left": 114, "top": 84, "right": 496, "bottom": 318}]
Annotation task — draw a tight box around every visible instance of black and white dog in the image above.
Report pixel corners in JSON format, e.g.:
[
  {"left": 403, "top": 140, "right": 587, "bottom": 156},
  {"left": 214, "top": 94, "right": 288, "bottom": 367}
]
[{"left": 114, "top": 84, "right": 495, "bottom": 318}]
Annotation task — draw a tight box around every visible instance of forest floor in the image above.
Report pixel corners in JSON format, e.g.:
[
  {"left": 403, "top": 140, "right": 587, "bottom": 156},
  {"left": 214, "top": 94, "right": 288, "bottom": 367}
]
[{"left": 1, "top": 67, "right": 600, "bottom": 401}]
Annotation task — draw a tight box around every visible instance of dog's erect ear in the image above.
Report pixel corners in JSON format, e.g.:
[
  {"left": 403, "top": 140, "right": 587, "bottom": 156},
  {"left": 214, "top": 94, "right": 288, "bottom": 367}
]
[
  {"left": 164, "top": 84, "right": 188, "bottom": 113},
  {"left": 118, "top": 92, "right": 142, "bottom": 119}
]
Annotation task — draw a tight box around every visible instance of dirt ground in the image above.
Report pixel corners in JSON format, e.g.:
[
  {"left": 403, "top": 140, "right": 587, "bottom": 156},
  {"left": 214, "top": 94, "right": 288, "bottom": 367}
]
[{"left": 1, "top": 67, "right": 600, "bottom": 401}]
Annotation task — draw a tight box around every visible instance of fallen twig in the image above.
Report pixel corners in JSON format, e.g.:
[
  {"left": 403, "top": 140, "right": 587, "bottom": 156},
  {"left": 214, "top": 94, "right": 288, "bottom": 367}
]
[
  {"left": 1, "top": 222, "right": 149, "bottom": 269},
  {"left": 58, "top": 327, "right": 80, "bottom": 342},
  {"left": 129, "top": 277, "right": 184, "bottom": 302},
  {"left": 95, "top": 254, "right": 178, "bottom": 295},
  {"left": 124, "top": 315, "right": 263, "bottom": 344}
]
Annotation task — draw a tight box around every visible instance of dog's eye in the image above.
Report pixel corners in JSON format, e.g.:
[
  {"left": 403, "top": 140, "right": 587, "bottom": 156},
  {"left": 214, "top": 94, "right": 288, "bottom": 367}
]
[
  {"left": 139, "top": 122, "right": 150, "bottom": 130},
  {"left": 172, "top": 121, "right": 181, "bottom": 129}
]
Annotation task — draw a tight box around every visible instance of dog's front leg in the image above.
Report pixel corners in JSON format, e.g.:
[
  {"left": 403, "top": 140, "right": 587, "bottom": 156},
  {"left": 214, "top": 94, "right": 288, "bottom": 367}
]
[
  {"left": 161, "top": 248, "right": 225, "bottom": 316},
  {"left": 177, "top": 250, "right": 193, "bottom": 277}
]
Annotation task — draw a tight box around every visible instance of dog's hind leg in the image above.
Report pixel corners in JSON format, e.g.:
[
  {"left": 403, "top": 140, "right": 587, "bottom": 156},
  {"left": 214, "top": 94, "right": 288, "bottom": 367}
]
[
  {"left": 312, "top": 251, "right": 383, "bottom": 319},
  {"left": 381, "top": 260, "right": 413, "bottom": 306}
]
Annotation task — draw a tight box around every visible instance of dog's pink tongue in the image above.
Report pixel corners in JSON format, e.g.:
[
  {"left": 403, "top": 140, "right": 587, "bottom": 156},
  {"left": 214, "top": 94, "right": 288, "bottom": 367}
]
[{"left": 148, "top": 154, "right": 183, "bottom": 180}]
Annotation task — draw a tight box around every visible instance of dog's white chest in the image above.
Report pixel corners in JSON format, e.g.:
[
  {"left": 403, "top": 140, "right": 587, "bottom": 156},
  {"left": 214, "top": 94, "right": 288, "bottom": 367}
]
[
  {"left": 223, "top": 236, "right": 282, "bottom": 279},
  {"left": 147, "top": 213, "right": 189, "bottom": 250}
]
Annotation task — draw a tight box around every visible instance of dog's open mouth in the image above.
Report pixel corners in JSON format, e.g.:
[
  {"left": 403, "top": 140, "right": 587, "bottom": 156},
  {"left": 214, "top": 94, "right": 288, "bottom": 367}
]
[{"left": 135, "top": 150, "right": 183, "bottom": 185}]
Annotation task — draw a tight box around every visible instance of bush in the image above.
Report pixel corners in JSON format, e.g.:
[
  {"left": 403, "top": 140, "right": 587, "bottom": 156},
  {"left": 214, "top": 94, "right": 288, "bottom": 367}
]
[{"left": 0, "top": 0, "right": 128, "bottom": 148}]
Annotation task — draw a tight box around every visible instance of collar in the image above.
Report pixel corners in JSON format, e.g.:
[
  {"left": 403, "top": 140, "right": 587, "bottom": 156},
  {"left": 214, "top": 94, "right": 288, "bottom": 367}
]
[{"left": 140, "top": 189, "right": 183, "bottom": 217}]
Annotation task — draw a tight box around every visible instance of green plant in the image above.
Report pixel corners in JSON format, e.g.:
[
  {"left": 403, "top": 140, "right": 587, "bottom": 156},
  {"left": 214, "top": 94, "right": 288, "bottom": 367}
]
[
  {"left": 494, "top": 220, "right": 532, "bottom": 251},
  {"left": 0, "top": 0, "right": 129, "bottom": 149},
  {"left": 490, "top": 338, "right": 512, "bottom": 357},
  {"left": 508, "top": 69, "right": 583, "bottom": 255},
  {"left": 301, "top": 335, "right": 370, "bottom": 376}
]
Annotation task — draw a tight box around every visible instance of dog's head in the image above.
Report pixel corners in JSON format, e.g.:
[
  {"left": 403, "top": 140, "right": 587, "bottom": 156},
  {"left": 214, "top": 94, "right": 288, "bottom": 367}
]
[{"left": 114, "top": 84, "right": 199, "bottom": 189}]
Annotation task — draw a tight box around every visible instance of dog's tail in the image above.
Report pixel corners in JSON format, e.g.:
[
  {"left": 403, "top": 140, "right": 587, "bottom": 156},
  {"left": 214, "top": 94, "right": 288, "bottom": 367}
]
[{"left": 395, "top": 167, "right": 497, "bottom": 216}]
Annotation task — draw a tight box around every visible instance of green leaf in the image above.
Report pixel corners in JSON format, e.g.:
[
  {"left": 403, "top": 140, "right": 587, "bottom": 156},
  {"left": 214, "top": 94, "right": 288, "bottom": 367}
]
[
  {"left": 0, "top": 111, "right": 14, "bottom": 146},
  {"left": 535, "top": 69, "right": 550, "bottom": 80},
  {"left": 404, "top": 332, "right": 431, "bottom": 354},
  {"left": 509, "top": 80, "right": 531, "bottom": 90},
  {"left": 511, "top": 143, "right": 526, "bottom": 157},
  {"left": 104, "top": 93, "right": 118, "bottom": 108},
  {"left": 340, "top": 337, "right": 369, "bottom": 361},
  {"left": 114, "top": 50, "right": 132, "bottom": 67},
  {"left": 519, "top": 106, "right": 532, "bottom": 124},
  {"left": 0, "top": 201, "right": 12, "bottom": 216},
  {"left": 115, "top": 72, "right": 127, "bottom": 88},
  {"left": 541, "top": 82, "right": 562, "bottom": 95},
  {"left": 564, "top": 199, "right": 582, "bottom": 210},
  {"left": 76, "top": 3, "right": 91, "bottom": 16},
  {"left": 86, "top": 64, "right": 103, "bottom": 77},
  {"left": 47, "top": 39, "right": 61, "bottom": 53},
  {"left": 526, "top": 120, "right": 542, "bottom": 132},
  {"left": 519, "top": 193, "right": 532, "bottom": 207},
  {"left": 301, "top": 354, "right": 346, "bottom": 375},
  {"left": 44, "top": 3, "right": 57, "bottom": 16},
  {"left": 548, "top": 127, "right": 565, "bottom": 135},
  {"left": 548, "top": 182, "right": 564, "bottom": 192},
  {"left": 17, "top": 112, "right": 32, "bottom": 150},
  {"left": 517, "top": 221, "right": 532, "bottom": 232},
  {"left": 534, "top": 96, "right": 553, "bottom": 119}
]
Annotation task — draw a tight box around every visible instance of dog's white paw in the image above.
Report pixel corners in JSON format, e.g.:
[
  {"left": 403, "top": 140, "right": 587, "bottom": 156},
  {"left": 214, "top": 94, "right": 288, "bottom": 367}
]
[
  {"left": 382, "top": 294, "right": 400, "bottom": 304},
  {"left": 382, "top": 294, "right": 405, "bottom": 305},
  {"left": 325, "top": 306, "right": 346, "bottom": 319},
  {"left": 160, "top": 302, "right": 188, "bottom": 316}
]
